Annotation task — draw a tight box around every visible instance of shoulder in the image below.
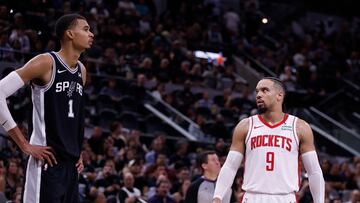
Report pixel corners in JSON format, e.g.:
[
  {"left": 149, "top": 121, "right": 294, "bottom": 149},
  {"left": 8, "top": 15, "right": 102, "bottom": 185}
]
[
  {"left": 235, "top": 117, "right": 250, "bottom": 132},
  {"left": 233, "top": 117, "right": 250, "bottom": 138},
  {"left": 25, "top": 53, "right": 53, "bottom": 68},
  {"left": 296, "top": 118, "right": 316, "bottom": 153},
  {"left": 189, "top": 177, "right": 205, "bottom": 189},
  {"left": 16, "top": 53, "right": 53, "bottom": 83},
  {"left": 296, "top": 118, "right": 312, "bottom": 136}
]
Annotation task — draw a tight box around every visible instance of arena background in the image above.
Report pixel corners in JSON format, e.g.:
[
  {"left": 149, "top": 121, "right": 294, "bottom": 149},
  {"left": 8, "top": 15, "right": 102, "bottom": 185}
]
[{"left": 0, "top": 0, "right": 359, "bottom": 202}]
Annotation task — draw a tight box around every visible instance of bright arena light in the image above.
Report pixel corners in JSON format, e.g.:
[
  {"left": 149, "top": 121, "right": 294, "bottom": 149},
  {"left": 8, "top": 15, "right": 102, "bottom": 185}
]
[{"left": 262, "top": 18, "right": 268, "bottom": 24}]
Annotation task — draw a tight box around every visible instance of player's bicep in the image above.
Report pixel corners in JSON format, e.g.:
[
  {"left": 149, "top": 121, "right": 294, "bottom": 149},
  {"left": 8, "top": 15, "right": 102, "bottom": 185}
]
[
  {"left": 229, "top": 118, "right": 249, "bottom": 154},
  {"left": 298, "top": 119, "right": 316, "bottom": 154},
  {"left": 15, "top": 54, "right": 52, "bottom": 84}
]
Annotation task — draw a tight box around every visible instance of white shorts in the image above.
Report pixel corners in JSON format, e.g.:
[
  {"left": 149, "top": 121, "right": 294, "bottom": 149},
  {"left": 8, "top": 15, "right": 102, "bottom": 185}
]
[{"left": 240, "top": 192, "right": 298, "bottom": 203}]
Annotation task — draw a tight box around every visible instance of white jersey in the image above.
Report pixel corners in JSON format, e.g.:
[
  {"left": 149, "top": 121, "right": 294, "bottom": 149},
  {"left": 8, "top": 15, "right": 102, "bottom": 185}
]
[{"left": 242, "top": 114, "right": 300, "bottom": 194}]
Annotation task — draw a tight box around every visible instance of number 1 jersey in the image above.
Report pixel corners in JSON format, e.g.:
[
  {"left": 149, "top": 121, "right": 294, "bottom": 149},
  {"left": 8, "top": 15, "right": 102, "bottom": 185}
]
[
  {"left": 242, "top": 114, "right": 300, "bottom": 194},
  {"left": 29, "top": 52, "right": 84, "bottom": 161}
]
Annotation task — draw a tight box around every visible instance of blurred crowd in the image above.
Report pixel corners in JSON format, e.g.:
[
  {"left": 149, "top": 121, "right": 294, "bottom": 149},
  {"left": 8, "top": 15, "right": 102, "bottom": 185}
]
[{"left": 0, "top": 0, "right": 359, "bottom": 203}]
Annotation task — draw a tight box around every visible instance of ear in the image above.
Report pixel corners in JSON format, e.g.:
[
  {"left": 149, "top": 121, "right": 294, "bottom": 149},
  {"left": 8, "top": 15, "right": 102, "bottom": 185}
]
[
  {"left": 277, "top": 91, "right": 284, "bottom": 102},
  {"left": 201, "top": 163, "right": 207, "bottom": 170},
  {"left": 66, "top": 30, "right": 75, "bottom": 40}
]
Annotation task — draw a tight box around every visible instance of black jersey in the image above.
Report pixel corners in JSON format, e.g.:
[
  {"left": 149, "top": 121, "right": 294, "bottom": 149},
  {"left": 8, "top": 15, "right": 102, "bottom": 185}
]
[{"left": 29, "top": 52, "right": 84, "bottom": 161}]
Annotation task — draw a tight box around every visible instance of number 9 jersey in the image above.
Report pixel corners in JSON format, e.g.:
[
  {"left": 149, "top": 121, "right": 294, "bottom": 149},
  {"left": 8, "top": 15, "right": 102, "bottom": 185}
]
[
  {"left": 242, "top": 114, "right": 300, "bottom": 194},
  {"left": 29, "top": 52, "right": 84, "bottom": 161}
]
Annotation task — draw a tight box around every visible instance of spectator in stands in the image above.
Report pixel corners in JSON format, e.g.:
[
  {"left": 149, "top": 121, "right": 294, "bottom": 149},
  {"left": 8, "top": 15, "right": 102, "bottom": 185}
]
[
  {"left": 172, "top": 179, "right": 191, "bottom": 203},
  {"left": 100, "top": 78, "right": 122, "bottom": 101},
  {"left": 279, "top": 66, "right": 297, "bottom": 91},
  {"left": 88, "top": 126, "right": 105, "bottom": 155},
  {"left": 4, "top": 160, "right": 22, "bottom": 200},
  {"left": 93, "top": 159, "right": 120, "bottom": 200},
  {"left": 169, "top": 140, "right": 191, "bottom": 168},
  {"left": 0, "top": 158, "right": 6, "bottom": 202},
  {"left": 9, "top": 26, "right": 30, "bottom": 53},
  {"left": 145, "top": 135, "right": 165, "bottom": 165},
  {"left": 0, "top": 32, "right": 14, "bottom": 62},
  {"left": 148, "top": 179, "right": 176, "bottom": 203},
  {"left": 347, "top": 189, "right": 360, "bottom": 203},
  {"left": 151, "top": 83, "right": 166, "bottom": 101},
  {"left": 118, "top": 172, "right": 143, "bottom": 203},
  {"left": 110, "top": 122, "right": 127, "bottom": 151},
  {"left": 196, "top": 92, "right": 214, "bottom": 109}
]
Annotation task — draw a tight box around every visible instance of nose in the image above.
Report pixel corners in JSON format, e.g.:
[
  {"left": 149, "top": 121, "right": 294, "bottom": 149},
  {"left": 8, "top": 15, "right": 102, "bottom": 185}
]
[
  {"left": 256, "top": 92, "right": 262, "bottom": 99},
  {"left": 89, "top": 31, "right": 94, "bottom": 38}
]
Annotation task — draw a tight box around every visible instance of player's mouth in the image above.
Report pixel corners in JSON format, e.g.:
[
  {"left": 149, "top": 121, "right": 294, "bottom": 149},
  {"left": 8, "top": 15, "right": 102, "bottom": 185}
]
[{"left": 256, "top": 100, "right": 264, "bottom": 105}]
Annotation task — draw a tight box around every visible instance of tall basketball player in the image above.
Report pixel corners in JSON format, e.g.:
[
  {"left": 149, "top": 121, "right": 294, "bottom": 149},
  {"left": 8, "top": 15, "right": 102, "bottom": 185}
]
[
  {"left": 0, "top": 14, "right": 94, "bottom": 203},
  {"left": 213, "top": 78, "right": 325, "bottom": 203}
]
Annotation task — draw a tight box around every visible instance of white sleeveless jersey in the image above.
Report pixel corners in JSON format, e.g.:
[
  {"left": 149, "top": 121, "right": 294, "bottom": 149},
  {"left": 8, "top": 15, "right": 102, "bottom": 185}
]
[{"left": 242, "top": 114, "right": 300, "bottom": 194}]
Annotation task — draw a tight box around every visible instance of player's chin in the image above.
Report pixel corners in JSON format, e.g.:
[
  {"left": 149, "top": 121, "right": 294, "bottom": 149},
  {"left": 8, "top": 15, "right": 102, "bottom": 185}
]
[{"left": 257, "top": 107, "right": 267, "bottom": 114}]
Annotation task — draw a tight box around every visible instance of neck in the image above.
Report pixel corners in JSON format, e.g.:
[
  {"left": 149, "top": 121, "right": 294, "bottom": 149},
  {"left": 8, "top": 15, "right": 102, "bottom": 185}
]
[
  {"left": 203, "top": 172, "right": 217, "bottom": 181},
  {"left": 58, "top": 45, "right": 82, "bottom": 69},
  {"left": 260, "top": 109, "right": 284, "bottom": 124}
]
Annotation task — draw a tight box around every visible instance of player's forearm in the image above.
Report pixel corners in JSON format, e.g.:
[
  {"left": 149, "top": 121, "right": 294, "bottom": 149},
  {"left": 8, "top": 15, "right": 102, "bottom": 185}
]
[
  {"left": 213, "top": 151, "right": 243, "bottom": 201},
  {"left": 308, "top": 172, "right": 325, "bottom": 203},
  {"left": 301, "top": 151, "right": 325, "bottom": 203},
  {"left": 8, "top": 127, "right": 30, "bottom": 152}
]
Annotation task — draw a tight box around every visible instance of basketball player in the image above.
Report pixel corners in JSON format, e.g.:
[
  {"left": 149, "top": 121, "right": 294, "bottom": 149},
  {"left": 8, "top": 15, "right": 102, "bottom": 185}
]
[
  {"left": 0, "top": 14, "right": 94, "bottom": 203},
  {"left": 213, "top": 77, "right": 325, "bottom": 203}
]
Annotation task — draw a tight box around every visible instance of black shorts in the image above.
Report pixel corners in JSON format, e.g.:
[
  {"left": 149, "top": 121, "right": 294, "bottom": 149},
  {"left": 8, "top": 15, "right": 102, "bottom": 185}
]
[{"left": 23, "top": 156, "right": 79, "bottom": 203}]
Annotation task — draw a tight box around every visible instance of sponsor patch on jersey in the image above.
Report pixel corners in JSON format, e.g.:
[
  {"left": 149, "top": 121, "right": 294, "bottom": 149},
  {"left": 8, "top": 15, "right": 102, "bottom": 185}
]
[{"left": 281, "top": 125, "right": 292, "bottom": 131}]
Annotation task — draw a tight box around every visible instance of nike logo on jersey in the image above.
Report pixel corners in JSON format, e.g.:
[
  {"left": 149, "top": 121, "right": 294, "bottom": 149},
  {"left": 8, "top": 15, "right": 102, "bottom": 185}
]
[
  {"left": 1, "top": 120, "right": 7, "bottom": 126},
  {"left": 57, "top": 69, "right": 67, "bottom": 73},
  {"left": 254, "top": 125, "right": 264, "bottom": 129}
]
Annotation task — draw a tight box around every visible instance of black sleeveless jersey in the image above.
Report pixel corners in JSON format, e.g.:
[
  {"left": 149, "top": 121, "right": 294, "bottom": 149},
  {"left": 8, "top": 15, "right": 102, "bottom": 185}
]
[{"left": 29, "top": 52, "right": 84, "bottom": 161}]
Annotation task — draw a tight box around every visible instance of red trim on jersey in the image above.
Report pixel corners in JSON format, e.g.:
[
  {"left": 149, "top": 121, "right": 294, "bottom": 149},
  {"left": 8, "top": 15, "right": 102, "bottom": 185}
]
[
  {"left": 245, "top": 117, "right": 253, "bottom": 145},
  {"left": 294, "top": 192, "right": 299, "bottom": 203},
  {"left": 292, "top": 117, "right": 299, "bottom": 146},
  {"left": 239, "top": 192, "right": 244, "bottom": 203},
  {"left": 258, "top": 114, "right": 289, "bottom": 128}
]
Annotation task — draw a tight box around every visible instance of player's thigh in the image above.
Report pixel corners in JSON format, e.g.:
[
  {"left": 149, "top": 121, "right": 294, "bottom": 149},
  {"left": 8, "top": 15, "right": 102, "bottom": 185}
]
[{"left": 40, "top": 164, "right": 67, "bottom": 203}]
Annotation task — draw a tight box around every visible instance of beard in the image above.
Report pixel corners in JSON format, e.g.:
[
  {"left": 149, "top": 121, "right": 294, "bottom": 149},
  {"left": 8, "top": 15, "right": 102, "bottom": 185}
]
[{"left": 257, "top": 106, "right": 267, "bottom": 114}]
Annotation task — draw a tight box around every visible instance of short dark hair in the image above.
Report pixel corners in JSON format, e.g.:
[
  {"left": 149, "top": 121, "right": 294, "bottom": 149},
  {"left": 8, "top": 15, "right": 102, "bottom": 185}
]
[
  {"left": 55, "top": 14, "right": 86, "bottom": 40},
  {"left": 262, "top": 77, "right": 285, "bottom": 93},
  {"left": 197, "top": 151, "right": 216, "bottom": 170}
]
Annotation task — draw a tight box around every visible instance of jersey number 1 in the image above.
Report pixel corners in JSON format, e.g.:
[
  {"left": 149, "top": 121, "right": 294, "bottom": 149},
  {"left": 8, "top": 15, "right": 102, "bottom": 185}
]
[
  {"left": 68, "top": 99, "right": 74, "bottom": 118},
  {"left": 266, "top": 152, "right": 274, "bottom": 171}
]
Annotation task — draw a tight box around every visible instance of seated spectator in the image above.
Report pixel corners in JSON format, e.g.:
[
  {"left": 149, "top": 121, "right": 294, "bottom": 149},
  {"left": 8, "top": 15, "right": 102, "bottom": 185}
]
[
  {"left": 172, "top": 178, "right": 191, "bottom": 203},
  {"left": 118, "top": 172, "right": 145, "bottom": 203},
  {"left": 4, "top": 160, "right": 22, "bottom": 200},
  {"left": 93, "top": 160, "right": 120, "bottom": 198},
  {"left": 148, "top": 179, "right": 176, "bottom": 203},
  {"left": 169, "top": 140, "right": 191, "bottom": 168}
]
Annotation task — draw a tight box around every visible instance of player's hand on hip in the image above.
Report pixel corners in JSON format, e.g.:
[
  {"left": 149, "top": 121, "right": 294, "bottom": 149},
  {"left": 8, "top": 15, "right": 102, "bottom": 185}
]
[
  {"left": 75, "top": 154, "right": 84, "bottom": 173},
  {"left": 23, "top": 143, "right": 57, "bottom": 167}
]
